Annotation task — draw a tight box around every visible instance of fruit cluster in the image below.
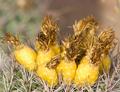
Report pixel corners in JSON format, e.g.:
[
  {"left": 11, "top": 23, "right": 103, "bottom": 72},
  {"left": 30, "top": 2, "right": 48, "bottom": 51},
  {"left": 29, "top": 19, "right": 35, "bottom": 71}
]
[{"left": 2, "top": 16, "right": 115, "bottom": 87}]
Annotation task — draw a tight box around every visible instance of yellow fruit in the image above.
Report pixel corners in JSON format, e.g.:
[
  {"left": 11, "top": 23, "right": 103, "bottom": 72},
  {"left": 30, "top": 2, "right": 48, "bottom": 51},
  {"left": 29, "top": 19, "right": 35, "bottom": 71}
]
[
  {"left": 36, "top": 47, "right": 60, "bottom": 86},
  {"left": 2, "top": 33, "right": 37, "bottom": 71},
  {"left": 36, "top": 45, "right": 60, "bottom": 86},
  {"left": 74, "top": 56, "right": 99, "bottom": 86},
  {"left": 36, "top": 65, "right": 58, "bottom": 86},
  {"left": 36, "top": 45, "right": 60, "bottom": 65},
  {"left": 57, "top": 59, "right": 77, "bottom": 85},
  {"left": 56, "top": 38, "right": 77, "bottom": 85},
  {"left": 99, "top": 55, "right": 111, "bottom": 74},
  {"left": 14, "top": 44, "right": 37, "bottom": 71}
]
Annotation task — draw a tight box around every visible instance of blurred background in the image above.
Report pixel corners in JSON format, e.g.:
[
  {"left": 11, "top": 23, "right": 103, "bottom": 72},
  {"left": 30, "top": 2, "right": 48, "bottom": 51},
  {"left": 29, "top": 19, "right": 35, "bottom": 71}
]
[{"left": 0, "top": 0, "right": 120, "bottom": 42}]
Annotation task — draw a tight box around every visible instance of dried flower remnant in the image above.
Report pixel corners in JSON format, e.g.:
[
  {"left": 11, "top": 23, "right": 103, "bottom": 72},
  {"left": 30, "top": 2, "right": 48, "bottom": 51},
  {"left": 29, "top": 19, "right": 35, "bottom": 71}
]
[
  {"left": 72, "top": 16, "right": 98, "bottom": 64},
  {"left": 2, "top": 33, "right": 20, "bottom": 47},
  {"left": 73, "top": 16, "right": 98, "bottom": 35},
  {"left": 35, "top": 31, "right": 48, "bottom": 50},
  {"left": 46, "top": 55, "right": 60, "bottom": 69},
  {"left": 98, "top": 29, "right": 115, "bottom": 55},
  {"left": 40, "top": 16, "right": 59, "bottom": 46}
]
